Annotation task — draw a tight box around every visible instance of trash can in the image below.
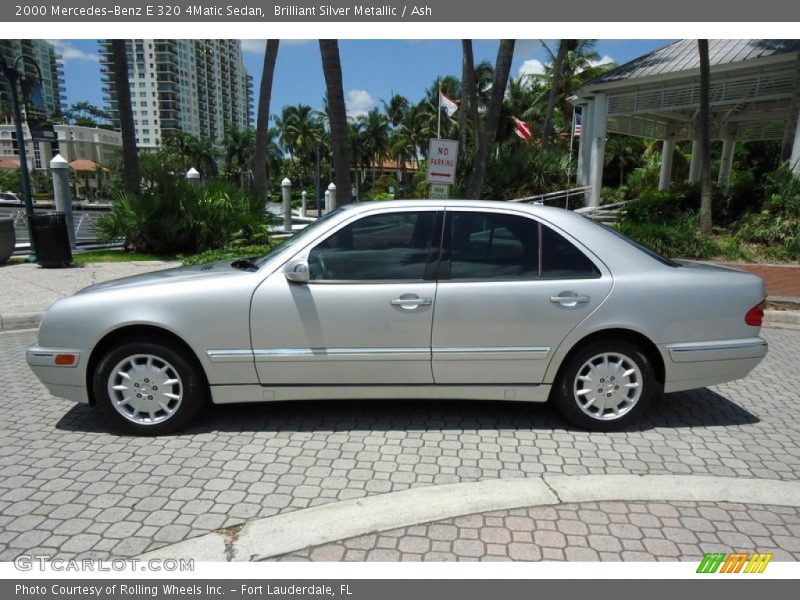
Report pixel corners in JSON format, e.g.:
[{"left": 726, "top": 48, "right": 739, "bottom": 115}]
[
  {"left": 0, "top": 216, "right": 15, "bottom": 264},
  {"left": 29, "top": 212, "right": 72, "bottom": 268}
]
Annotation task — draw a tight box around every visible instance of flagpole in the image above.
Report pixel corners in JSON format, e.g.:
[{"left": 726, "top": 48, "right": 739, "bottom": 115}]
[
  {"left": 437, "top": 86, "right": 441, "bottom": 139},
  {"left": 569, "top": 110, "right": 575, "bottom": 154},
  {"left": 570, "top": 110, "right": 576, "bottom": 186}
]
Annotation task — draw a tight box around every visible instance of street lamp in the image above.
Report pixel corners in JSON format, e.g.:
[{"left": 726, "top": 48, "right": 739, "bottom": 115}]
[{"left": 0, "top": 53, "right": 45, "bottom": 262}]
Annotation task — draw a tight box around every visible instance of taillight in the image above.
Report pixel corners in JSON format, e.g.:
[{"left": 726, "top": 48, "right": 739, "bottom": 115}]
[{"left": 745, "top": 302, "right": 765, "bottom": 327}]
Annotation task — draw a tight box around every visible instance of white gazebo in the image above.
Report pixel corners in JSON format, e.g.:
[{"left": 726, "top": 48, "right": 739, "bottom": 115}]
[{"left": 571, "top": 39, "right": 800, "bottom": 207}]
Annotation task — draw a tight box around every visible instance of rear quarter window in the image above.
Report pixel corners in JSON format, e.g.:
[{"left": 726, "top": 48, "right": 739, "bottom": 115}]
[{"left": 541, "top": 225, "right": 601, "bottom": 279}]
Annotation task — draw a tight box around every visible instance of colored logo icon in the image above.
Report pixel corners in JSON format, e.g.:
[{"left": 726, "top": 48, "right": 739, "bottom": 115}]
[{"left": 697, "top": 552, "right": 773, "bottom": 573}]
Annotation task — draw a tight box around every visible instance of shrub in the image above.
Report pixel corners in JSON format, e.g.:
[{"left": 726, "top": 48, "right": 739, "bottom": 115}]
[
  {"left": 179, "top": 243, "right": 274, "bottom": 266},
  {"left": 618, "top": 189, "right": 695, "bottom": 226},
  {"left": 735, "top": 165, "right": 800, "bottom": 257},
  {"left": 96, "top": 180, "right": 273, "bottom": 254},
  {"left": 717, "top": 237, "right": 753, "bottom": 262},
  {"left": 616, "top": 214, "right": 720, "bottom": 259}
]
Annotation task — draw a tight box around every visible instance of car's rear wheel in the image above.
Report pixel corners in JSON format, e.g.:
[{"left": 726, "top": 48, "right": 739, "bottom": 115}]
[
  {"left": 93, "top": 340, "right": 207, "bottom": 435},
  {"left": 553, "top": 339, "right": 656, "bottom": 431}
]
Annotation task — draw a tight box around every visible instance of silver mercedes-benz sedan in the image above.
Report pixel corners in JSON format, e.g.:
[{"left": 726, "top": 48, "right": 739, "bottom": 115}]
[{"left": 27, "top": 200, "right": 768, "bottom": 434}]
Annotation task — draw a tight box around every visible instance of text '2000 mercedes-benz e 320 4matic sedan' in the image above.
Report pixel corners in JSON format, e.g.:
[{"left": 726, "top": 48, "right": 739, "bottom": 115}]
[{"left": 28, "top": 200, "right": 768, "bottom": 434}]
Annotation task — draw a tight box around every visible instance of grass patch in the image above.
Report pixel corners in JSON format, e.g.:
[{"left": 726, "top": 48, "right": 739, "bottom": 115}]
[{"left": 70, "top": 249, "right": 177, "bottom": 266}]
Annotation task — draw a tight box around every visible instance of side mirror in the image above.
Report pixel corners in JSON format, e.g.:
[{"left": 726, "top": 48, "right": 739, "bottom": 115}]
[{"left": 285, "top": 259, "right": 310, "bottom": 284}]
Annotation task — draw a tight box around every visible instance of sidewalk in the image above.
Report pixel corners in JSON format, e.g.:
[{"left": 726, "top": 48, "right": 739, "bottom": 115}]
[{"left": 0, "top": 260, "right": 180, "bottom": 331}]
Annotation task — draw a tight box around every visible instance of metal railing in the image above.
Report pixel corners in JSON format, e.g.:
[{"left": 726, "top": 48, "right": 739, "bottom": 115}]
[{"left": 509, "top": 186, "right": 591, "bottom": 208}]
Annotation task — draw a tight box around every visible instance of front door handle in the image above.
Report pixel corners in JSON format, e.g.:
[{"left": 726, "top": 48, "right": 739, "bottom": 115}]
[
  {"left": 390, "top": 296, "right": 433, "bottom": 310},
  {"left": 550, "top": 293, "right": 590, "bottom": 307}
]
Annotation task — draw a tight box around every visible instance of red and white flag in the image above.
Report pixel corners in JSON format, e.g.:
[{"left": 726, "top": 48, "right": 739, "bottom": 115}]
[
  {"left": 512, "top": 116, "right": 532, "bottom": 141},
  {"left": 439, "top": 90, "right": 459, "bottom": 117}
]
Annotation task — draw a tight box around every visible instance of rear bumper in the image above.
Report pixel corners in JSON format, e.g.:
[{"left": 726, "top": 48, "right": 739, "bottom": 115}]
[
  {"left": 661, "top": 337, "right": 768, "bottom": 393},
  {"left": 26, "top": 345, "right": 90, "bottom": 404}
]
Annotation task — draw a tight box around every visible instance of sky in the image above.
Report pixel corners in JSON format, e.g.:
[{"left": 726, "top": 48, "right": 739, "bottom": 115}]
[{"left": 49, "top": 39, "right": 675, "bottom": 120}]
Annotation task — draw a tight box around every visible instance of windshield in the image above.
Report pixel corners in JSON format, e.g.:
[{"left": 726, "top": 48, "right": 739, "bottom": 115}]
[{"left": 255, "top": 207, "right": 346, "bottom": 268}]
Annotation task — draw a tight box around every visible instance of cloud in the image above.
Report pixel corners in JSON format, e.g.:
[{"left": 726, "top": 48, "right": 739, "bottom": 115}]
[
  {"left": 345, "top": 89, "right": 376, "bottom": 118},
  {"left": 47, "top": 40, "right": 98, "bottom": 63},
  {"left": 586, "top": 55, "right": 615, "bottom": 70},
  {"left": 517, "top": 59, "right": 546, "bottom": 78},
  {"left": 240, "top": 39, "right": 312, "bottom": 54}
]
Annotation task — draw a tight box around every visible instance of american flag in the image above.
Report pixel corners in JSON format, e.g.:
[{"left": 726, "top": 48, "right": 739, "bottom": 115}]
[{"left": 572, "top": 111, "right": 582, "bottom": 137}]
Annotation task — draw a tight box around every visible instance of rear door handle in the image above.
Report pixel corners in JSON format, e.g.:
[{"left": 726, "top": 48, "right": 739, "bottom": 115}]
[
  {"left": 391, "top": 296, "right": 432, "bottom": 310},
  {"left": 550, "top": 293, "right": 590, "bottom": 306}
]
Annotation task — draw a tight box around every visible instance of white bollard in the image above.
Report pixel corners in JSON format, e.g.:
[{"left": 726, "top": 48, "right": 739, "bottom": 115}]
[
  {"left": 301, "top": 190, "right": 307, "bottom": 218},
  {"left": 186, "top": 167, "right": 201, "bottom": 187},
  {"left": 324, "top": 190, "right": 330, "bottom": 214},
  {"left": 281, "top": 177, "right": 292, "bottom": 232},
  {"left": 327, "top": 182, "right": 337, "bottom": 212},
  {"left": 50, "top": 154, "right": 75, "bottom": 249}
]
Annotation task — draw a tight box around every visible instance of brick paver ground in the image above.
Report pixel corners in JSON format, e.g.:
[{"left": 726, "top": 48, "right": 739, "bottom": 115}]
[
  {"left": 270, "top": 501, "right": 800, "bottom": 562},
  {"left": 719, "top": 263, "right": 800, "bottom": 299},
  {"left": 1, "top": 327, "right": 799, "bottom": 560}
]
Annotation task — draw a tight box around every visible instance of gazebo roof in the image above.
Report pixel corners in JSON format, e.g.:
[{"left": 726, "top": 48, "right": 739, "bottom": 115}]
[
  {"left": 573, "top": 39, "right": 800, "bottom": 143},
  {"left": 593, "top": 39, "right": 800, "bottom": 85}
]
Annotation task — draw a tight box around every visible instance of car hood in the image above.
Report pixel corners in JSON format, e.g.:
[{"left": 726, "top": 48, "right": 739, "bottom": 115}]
[{"left": 75, "top": 261, "right": 251, "bottom": 295}]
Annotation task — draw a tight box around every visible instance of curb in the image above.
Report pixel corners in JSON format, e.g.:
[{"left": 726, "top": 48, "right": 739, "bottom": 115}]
[
  {"left": 0, "top": 311, "right": 43, "bottom": 332},
  {"left": 764, "top": 309, "right": 800, "bottom": 329},
  {"left": 137, "top": 475, "right": 800, "bottom": 562}
]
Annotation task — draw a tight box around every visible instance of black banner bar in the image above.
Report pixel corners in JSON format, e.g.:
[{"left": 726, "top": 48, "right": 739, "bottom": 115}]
[
  {"left": 4, "top": 579, "right": 800, "bottom": 600},
  {"left": 4, "top": 0, "right": 800, "bottom": 22}
]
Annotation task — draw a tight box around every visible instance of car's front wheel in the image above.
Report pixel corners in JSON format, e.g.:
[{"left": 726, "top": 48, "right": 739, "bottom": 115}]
[
  {"left": 553, "top": 339, "right": 657, "bottom": 431},
  {"left": 93, "top": 340, "right": 207, "bottom": 435}
]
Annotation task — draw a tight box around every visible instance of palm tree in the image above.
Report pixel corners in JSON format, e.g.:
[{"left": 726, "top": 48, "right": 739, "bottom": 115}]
[
  {"left": 254, "top": 39, "right": 279, "bottom": 202},
  {"left": 389, "top": 125, "right": 416, "bottom": 183},
  {"left": 275, "top": 104, "right": 324, "bottom": 187},
  {"left": 110, "top": 40, "right": 140, "bottom": 195},
  {"left": 319, "top": 40, "right": 353, "bottom": 205},
  {"left": 465, "top": 40, "right": 515, "bottom": 199},
  {"left": 349, "top": 119, "right": 368, "bottom": 197},
  {"left": 473, "top": 60, "right": 495, "bottom": 110},
  {"left": 361, "top": 108, "right": 390, "bottom": 180},
  {"left": 224, "top": 127, "right": 255, "bottom": 189},
  {"left": 698, "top": 39, "right": 713, "bottom": 234},
  {"left": 161, "top": 131, "right": 217, "bottom": 177},
  {"left": 459, "top": 40, "right": 478, "bottom": 151},
  {"left": 382, "top": 93, "right": 410, "bottom": 129},
  {"left": 542, "top": 40, "right": 570, "bottom": 150}
]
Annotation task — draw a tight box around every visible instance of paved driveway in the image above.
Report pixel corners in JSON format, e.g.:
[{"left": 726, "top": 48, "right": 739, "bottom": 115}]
[{"left": 1, "top": 327, "right": 799, "bottom": 560}]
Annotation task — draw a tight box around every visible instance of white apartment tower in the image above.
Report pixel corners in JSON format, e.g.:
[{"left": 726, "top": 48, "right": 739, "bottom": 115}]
[{"left": 100, "top": 40, "right": 253, "bottom": 151}]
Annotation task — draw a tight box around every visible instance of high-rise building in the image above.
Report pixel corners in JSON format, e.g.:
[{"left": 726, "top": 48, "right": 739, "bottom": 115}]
[
  {"left": 0, "top": 39, "right": 66, "bottom": 119},
  {"left": 99, "top": 39, "right": 253, "bottom": 152}
]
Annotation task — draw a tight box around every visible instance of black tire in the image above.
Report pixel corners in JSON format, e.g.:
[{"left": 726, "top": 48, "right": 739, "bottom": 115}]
[
  {"left": 553, "top": 338, "right": 657, "bottom": 431},
  {"left": 93, "top": 339, "right": 207, "bottom": 435}
]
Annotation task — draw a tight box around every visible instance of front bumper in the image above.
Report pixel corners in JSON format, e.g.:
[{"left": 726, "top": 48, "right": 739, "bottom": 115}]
[
  {"left": 26, "top": 345, "right": 90, "bottom": 404},
  {"left": 661, "top": 337, "right": 768, "bottom": 393}
]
